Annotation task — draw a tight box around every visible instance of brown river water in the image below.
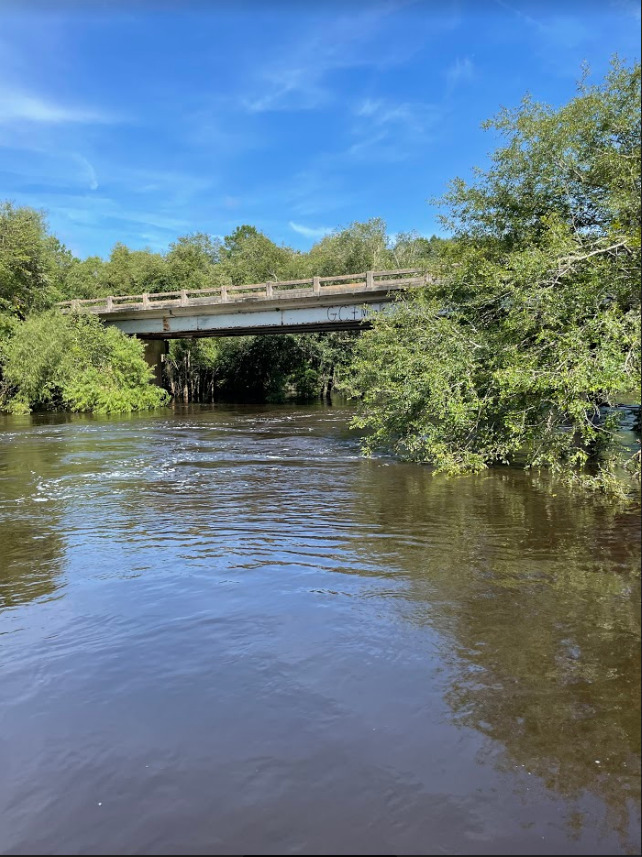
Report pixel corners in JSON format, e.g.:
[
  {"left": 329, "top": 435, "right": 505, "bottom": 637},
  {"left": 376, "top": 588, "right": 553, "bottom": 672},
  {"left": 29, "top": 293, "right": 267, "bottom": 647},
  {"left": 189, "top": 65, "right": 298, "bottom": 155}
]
[{"left": 0, "top": 403, "right": 640, "bottom": 855}]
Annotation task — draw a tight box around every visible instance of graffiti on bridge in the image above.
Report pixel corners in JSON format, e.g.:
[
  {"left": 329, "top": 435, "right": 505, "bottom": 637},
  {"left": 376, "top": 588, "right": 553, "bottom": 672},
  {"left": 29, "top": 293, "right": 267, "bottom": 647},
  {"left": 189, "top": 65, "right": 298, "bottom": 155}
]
[{"left": 326, "top": 305, "right": 377, "bottom": 322}]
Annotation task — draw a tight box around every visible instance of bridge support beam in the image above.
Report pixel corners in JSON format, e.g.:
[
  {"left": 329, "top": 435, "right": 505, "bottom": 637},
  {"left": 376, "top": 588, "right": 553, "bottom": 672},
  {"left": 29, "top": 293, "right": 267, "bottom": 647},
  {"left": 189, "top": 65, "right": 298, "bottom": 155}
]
[
  {"left": 111, "top": 301, "right": 390, "bottom": 339},
  {"left": 143, "top": 339, "right": 167, "bottom": 386}
]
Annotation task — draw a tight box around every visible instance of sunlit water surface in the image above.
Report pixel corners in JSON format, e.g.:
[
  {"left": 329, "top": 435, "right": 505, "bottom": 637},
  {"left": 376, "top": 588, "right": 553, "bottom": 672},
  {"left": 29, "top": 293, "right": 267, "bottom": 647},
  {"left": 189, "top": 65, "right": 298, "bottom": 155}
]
[{"left": 0, "top": 404, "right": 639, "bottom": 855}]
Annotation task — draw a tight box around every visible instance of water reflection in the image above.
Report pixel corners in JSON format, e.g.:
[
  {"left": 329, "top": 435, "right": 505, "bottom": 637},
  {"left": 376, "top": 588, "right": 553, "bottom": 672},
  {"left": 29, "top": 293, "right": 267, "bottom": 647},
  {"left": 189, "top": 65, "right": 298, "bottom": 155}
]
[
  {"left": 0, "top": 427, "right": 68, "bottom": 610},
  {"left": 0, "top": 405, "right": 639, "bottom": 855},
  {"left": 348, "top": 464, "right": 641, "bottom": 850}
]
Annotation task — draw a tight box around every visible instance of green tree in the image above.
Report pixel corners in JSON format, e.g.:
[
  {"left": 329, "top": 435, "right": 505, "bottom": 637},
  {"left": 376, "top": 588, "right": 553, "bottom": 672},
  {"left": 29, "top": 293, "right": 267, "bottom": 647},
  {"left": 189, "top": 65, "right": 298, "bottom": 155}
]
[
  {"left": 347, "top": 59, "right": 641, "bottom": 488},
  {"left": 166, "top": 233, "right": 222, "bottom": 292},
  {"left": 214, "top": 335, "right": 309, "bottom": 402},
  {"left": 0, "top": 310, "right": 167, "bottom": 414},
  {"left": 0, "top": 202, "right": 64, "bottom": 315},
  {"left": 389, "top": 232, "right": 446, "bottom": 269},
  {"left": 220, "top": 225, "right": 294, "bottom": 284},
  {"left": 102, "top": 243, "right": 172, "bottom": 295},
  {"left": 165, "top": 337, "right": 220, "bottom": 403},
  {"left": 307, "top": 218, "right": 392, "bottom": 276},
  {"left": 59, "top": 255, "right": 107, "bottom": 300}
]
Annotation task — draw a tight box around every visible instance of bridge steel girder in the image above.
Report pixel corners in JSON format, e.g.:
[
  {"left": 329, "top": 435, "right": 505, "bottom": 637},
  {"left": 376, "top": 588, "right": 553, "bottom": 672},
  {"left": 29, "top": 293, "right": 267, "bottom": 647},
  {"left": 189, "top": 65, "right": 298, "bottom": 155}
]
[{"left": 104, "top": 299, "right": 391, "bottom": 339}]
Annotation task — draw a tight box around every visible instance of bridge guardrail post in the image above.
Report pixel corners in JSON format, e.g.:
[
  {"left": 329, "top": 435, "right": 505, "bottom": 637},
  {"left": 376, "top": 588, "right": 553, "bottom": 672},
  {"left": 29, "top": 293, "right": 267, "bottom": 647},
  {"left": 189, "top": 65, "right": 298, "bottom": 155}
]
[
  {"left": 313, "top": 276, "right": 320, "bottom": 295},
  {"left": 142, "top": 293, "right": 150, "bottom": 308},
  {"left": 180, "top": 290, "right": 188, "bottom": 306},
  {"left": 366, "top": 270, "right": 374, "bottom": 289},
  {"left": 106, "top": 296, "right": 113, "bottom": 311},
  {"left": 221, "top": 285, "right": 228, "bottom": 302},
  {"left": 266, "top": 282, "right": 273, "bottom": 298}
]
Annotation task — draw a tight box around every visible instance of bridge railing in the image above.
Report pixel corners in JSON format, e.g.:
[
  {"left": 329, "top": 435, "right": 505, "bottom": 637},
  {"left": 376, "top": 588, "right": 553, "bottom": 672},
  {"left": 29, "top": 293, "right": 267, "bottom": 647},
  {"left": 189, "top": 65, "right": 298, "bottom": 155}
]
[{"left": 57, "top": 268, "right": 430, "bottom": 314}]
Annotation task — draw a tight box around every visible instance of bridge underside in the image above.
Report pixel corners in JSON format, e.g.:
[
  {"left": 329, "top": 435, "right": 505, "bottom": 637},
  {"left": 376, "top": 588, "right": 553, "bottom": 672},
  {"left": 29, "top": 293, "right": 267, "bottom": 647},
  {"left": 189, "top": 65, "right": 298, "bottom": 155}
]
[
  {"left": 136, "top": 320, "right": 372, "bottom": 338},
  {"left": 106, "top": 300, "right": 388, "bottom": 340}
]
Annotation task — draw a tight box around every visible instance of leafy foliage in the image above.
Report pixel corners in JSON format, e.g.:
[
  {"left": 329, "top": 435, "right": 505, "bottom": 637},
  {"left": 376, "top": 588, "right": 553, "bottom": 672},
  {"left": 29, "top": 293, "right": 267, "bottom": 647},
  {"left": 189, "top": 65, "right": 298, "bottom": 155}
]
[
  {"left": 166, "top": 233, "right": 222, "bottom": 292},
  {"left": 0, "top": 202, "right": 66, "bottom": 316},
  {"left": 347, "top": 59, "right": 641, "bottom": 486},
  {"left": 0, "top": 311, "right": 167, "bottom": 414},
  {"left": 165, "top": 338, "right": 221, "bottom": 403},
  {"left": 212, "top": 333, "right": 352, "bottom": 403}
]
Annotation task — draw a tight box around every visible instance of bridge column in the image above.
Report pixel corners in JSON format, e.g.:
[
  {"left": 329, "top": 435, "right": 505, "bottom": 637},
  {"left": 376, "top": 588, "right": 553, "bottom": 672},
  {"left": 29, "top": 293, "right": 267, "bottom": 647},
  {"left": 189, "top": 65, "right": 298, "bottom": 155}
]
[{"left": 143, "top": 339, "right": 167, "bottom": 387}]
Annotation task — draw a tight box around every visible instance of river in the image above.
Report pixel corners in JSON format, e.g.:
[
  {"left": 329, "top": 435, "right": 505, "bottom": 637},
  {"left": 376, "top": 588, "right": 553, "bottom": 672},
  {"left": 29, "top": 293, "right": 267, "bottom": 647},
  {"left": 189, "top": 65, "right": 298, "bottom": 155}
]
[{"left": 0, "top": 403, "right": 639, "bottom": 855}]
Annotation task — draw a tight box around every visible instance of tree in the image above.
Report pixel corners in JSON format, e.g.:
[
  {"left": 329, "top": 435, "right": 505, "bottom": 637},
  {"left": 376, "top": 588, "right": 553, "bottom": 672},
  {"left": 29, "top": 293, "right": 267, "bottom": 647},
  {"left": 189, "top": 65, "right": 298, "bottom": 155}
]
[
  {"left": 166, "top": 233, "right": 222, "bottom": 292},
  {"left": 346, "top": 59, "right": 641, "bottom": 489},
  {"left": 101, "top": 243, "right": 172, "bottom": 295},
  {"left": 165, "top": 337, "right": 220, "bottom": 403},
  {"left": 0, "top": 310, "right": 167, "bottom": 414},
  {"left": 214, "top": 335, "right": 313, "bottom": 402},
  {"left": 389, "top": 232, "right": 446, "bottom": 269},
  {"left": 0, "top": 202, "right": 63, "bottom": 316},
  {"left": 307, "top": 218, "right": 392, "bottom": 276},
  {"left": 220, "top": 225, "right": 293, "bottom": 284},
  {"left": 59, "top": 255, "right": 107, "bottom": 300}
]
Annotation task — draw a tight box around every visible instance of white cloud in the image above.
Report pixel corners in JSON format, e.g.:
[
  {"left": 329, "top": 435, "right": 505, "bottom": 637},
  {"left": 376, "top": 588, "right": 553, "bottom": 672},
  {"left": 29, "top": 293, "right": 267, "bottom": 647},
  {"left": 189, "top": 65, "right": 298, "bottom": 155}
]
[
  {"left": 494, "top": 1, "right": 592, "bottom": 49},
  {"left": 347, "top": 98, "right": 444, "bottom": 162},
  {"left": 243, "top": 70, "right": 327, "bottom": 114},
  {"left": 242, "top": 2, "right": 417, "bottom": 113},
  {"left": 355, "top": 98, "right": 441, "bottom": 131},
  {"left": 0, "top": 87, "right": 115, "bottom": 125},
  {"left": 446, "top": 57, "right": 475, "bottom": 92},
  {"left": 289, "top": 221, "right": 333, "bottom": 239},
  {"left": 55, "top": 197, "right": 192, "bottom": 235},
  {"left": 74, "top": 154, "right": 99, "bottom": 190}
]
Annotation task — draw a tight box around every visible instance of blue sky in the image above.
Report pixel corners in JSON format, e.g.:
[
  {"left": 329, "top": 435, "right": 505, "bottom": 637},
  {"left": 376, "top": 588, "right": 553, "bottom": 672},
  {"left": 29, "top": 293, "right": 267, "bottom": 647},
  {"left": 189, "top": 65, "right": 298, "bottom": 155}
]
[{"left": 0, "top": 0, "right": 640, "bottom": 259}]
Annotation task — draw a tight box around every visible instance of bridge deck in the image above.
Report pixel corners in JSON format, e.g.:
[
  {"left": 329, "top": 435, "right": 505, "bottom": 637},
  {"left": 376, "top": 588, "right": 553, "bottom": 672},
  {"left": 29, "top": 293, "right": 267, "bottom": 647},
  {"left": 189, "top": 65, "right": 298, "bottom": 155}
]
[{"left": 57, "top": 269, "right": 430, "bottom": 338}]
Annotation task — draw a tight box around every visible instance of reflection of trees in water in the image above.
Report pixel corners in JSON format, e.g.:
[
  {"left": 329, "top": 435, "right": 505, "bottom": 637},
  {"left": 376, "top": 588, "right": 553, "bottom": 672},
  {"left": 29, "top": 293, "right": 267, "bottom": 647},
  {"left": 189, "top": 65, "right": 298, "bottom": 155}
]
[
  {"left": 0, "top": 517, "right": 65, "bottom": 609},
  {"left": 0, "top": 425, "right": 68, "bottom": 610},
  {"left": 350, "top": 462, "right": 641, "bottom": 850},
  {"left": 0, "top": 409, "right": 155, "bottom": 612}
]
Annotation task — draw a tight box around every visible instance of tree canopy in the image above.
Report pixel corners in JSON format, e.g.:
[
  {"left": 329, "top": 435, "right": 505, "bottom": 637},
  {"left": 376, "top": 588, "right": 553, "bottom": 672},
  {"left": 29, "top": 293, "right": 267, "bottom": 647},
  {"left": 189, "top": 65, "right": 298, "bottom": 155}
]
[
  {"left": 0, "top": 311, "right": 167, "bottom": 414},
  {"left": 0, "top": 202, "right": 66, "bottom": 316},
  {"left": 347, "top": 59, "right": 641, "bottom": 488}
]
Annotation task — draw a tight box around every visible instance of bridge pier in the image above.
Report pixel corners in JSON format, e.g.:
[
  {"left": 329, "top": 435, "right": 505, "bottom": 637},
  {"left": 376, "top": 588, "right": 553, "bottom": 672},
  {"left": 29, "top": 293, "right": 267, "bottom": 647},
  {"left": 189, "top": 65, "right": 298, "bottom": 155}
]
[{"left": 143, "top": 339, "right": 167, "bottom": 386}]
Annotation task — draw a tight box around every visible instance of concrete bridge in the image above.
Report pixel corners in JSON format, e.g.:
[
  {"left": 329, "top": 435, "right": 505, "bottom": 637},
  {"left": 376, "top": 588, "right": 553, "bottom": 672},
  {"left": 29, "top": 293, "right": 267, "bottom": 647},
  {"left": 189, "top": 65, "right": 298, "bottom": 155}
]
[
  {"left": 58, "top": 268, "right": 430, "bottom": 382},
  {"left": 58, "top": 268, "right": 429, "bottom": 337}
]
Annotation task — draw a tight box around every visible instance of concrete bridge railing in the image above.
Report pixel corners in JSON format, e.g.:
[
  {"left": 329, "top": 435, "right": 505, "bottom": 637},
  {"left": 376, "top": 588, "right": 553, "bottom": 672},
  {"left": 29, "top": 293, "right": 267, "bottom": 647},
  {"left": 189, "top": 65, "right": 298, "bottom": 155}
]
[{"left": 57, "top": 269, "right": 432, "bottom": 315}]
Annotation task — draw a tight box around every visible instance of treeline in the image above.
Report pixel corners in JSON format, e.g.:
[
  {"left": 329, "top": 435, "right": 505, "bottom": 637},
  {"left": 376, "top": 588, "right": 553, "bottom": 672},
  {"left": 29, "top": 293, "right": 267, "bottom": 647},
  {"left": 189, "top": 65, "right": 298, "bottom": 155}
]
[
  {"left": 0, "top": 206, "right": 443, "bottom": 410},
  {"left": 63, "top": 220, "right": 443, "bottom": 300},
  {"left": 0, "top": 206, "right": 442, "bottom": 312}
]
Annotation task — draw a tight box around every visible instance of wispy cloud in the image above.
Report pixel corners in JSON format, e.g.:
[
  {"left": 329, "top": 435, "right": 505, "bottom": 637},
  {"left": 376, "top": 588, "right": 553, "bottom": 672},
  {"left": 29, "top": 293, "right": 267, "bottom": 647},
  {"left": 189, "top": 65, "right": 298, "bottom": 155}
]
[
  {"left": 0, "top": 146, "right": 103, "bottom": 195},
  {"left": 288, "top": 221, "right": 333, "bottom": 239},
  {"left": 106, "top": 165, "right": 214, "bottom": 202},
  {"left": 356, "top": 98, "right": 441, "bottom": 132},
  {"left": 242, "top": 2, "right": 418, "bottom": 113},
  {"left": 55, "top": 198, "right": 191, "bottom": 234},
  {"left": 446, "top": 57, "right": 475, "bottom": 93},
  {"left": 348, "top": 97, "right": 444, "bottom": 162},
  {"left": 0, "top": 87, "right": 115, "bottom": 125},
  {"left": 284, "top": 169, "right": 357, "bottom": 219},
  {"left": 74, "top": 154, "right": 99, "bottom": 190},
  {"left": 494, "top": 0, "right": 591, "bottom": 50},
  {"left": 243, "top": 71, "right": 327, "bottom": 114}
]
